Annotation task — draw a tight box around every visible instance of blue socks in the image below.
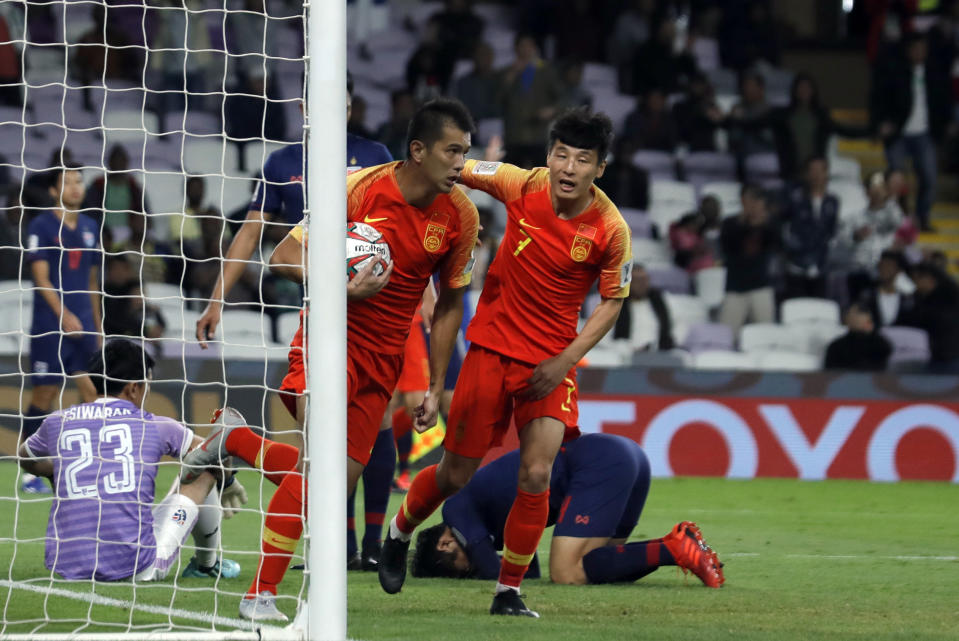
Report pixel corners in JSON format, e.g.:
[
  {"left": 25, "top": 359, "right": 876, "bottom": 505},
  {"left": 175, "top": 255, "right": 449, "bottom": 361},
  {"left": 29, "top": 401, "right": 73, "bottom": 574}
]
[{"left": 582, "top": 540, "right": 676, "bottom": 584}]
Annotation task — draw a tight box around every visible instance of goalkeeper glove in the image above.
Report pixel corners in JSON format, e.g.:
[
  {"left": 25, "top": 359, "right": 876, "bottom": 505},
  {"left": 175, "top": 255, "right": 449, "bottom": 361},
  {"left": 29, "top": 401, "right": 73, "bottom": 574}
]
[{"left": 220, "top": 475, "right": 248, "bottom": 519}]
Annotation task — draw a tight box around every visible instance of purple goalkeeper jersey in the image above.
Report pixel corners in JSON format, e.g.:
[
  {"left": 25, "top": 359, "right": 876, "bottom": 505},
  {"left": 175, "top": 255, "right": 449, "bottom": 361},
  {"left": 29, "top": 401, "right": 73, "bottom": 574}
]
[{"left": 23, "top": 398, "right": 194, "bottom": 581}]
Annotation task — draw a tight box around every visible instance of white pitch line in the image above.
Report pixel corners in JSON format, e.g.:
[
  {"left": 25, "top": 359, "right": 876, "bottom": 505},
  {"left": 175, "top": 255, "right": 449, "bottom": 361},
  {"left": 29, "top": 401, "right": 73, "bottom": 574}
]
[
  {"left": 0, "top": 579, "right": 265, "bottom": 630},
  {"left": 722, "top": 553, "right": 957, "bottom": 561}
]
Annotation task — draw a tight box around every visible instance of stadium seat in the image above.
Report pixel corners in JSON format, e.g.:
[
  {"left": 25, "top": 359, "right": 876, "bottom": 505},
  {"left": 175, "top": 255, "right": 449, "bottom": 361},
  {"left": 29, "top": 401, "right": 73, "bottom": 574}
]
[
  {"left": 829, "top": 155, "right": 862, "bottom": 182},
  {"left": 682, "top": 322, "right": 734, "bottom": 353},
  {"left": 476, "top": 118, "right": 504, "bottom": 146},
  {"left": 665, "top": 292, "right": 709, "bottom": 345},
  {"left": 647, "top": 265, "right": 691, "bottom": 294},
  {"left": 694, "top": 266, "right": 726, "bottom": 309},
  {"left": 740, "top": 323, "right": 808, "bottom": 353},
  {"left": 619, "top": 208, "right": 652, "bottom": 238},
  {"left": 744, "top": 152, "right": 780, "bottom": 184},
  {"left": 217, "top": 310, "right": 273, "bottom": 347},
  {"left": 102, "top": 109, "right": 162, "bottom": 140},
  {"left": 594, "top": 90, "right": 635, "bottom": 133},
  {"left": 183, "top": 138, "right": 241, "bottom": 177},
  {"left": 829, "top": 179, "right": 869, "bottom": 222},
  {"left": 581, "top": 63, "right": 618, "bottom": 93},
  {"left": 244, "top": 141, "right": 287, "bottom": 175},
  {"left": 752, "top": 350, "right": 820, "bottom": 372},
  {"left": 683, "top": 152, "right": 736, "bottom": 190},
  {"left": 692, "top": 349, "right": 757, "bottom": 370},
  {"left": 202, "top": 175, "right": 257, "bottom": 216},
  {"left": 631, "top": 237, "right": 672, "bottom": 267},
  {"left": 650, "top": 179, "right": 697, "bottom": 209},
  {"left": 142, "top": 171, "right": 186, "bottom": 219},
  {"left": 585, "top": 340, "right": 632, "bottom": 367},
  {"left": 631, "top": 349, "right": 693, "bottom": 368},
  {"left": 881, "top": 326, "right": 930, "bottom": 371},
  {"left": 699, "top": 181, "right": 743, "bottom": 218},
  {"left": 781, "top": 297, "right": 841, "bottom": 326},
  {"left": 631, "top": 150, "right": 675, "bottom": 182},
  {"left": 649, "top": 202, "right": 693, "bottom": 238}
]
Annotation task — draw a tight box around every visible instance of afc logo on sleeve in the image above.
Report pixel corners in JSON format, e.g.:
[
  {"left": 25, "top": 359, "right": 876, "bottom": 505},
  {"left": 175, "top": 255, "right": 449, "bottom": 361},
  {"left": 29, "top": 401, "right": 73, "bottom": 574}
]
[
  {"left": 472, "top": 161, "right": 501, "bottom": 176},
  {"left": 620, "top": 262, "right": 633, "bottom": 288}
]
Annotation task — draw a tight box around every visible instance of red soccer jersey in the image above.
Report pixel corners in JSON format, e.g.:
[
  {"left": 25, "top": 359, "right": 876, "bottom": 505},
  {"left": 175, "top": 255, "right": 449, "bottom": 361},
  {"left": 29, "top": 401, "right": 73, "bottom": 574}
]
[
  {"left": 347, "top": 162, "right": 479, "bottom": 354},
  {"left": 459, "top": 159, "right": 632, "bottom": 365}
]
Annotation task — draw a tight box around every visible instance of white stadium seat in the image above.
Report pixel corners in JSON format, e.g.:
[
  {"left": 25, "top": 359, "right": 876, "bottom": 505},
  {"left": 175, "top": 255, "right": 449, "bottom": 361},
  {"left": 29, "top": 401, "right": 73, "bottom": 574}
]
[
  {"left": 694, "top": 266, "right": 726, "bottom": 310},
  {"left": 699, "top": 181, "right": 743, "bottom": 218},
  {"left": 753, "top": 350, "right": 821, "bottom": 372},
  {"left": 781, "top": 297, "right": 841, "bottom": 326},
  {"left": 740, "top": 323, "right": 807, "bottom": 353},
  {"left": 692, "top": 350, "right": 758, "bottom": 370}
]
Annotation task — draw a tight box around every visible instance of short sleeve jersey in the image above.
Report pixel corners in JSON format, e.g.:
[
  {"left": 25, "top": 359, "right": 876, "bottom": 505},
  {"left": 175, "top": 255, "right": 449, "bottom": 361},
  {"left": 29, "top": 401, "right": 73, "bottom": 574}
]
[
  {"left": 458, "top": 160, "right": 632, "bottom": 365},
  {"left": 347, "top": 162, "right": 479, "bottom": 353},
  {"left": 347, "top": 133, "right": 393, "bottom": 173},
  {"left": 250, "top": 143, "right": 305, "bottom": 225},
  {"left": 25, "top": 211, "right": 101, "bottom": 334},
  {"left": 23, "top": 398, "right": 194, "bottom": 581}
]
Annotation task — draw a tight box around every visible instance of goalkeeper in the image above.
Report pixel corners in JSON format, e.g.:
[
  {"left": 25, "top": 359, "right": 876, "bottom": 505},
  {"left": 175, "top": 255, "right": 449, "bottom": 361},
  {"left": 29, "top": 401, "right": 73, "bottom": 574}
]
[
  {"left": 410, "top": 433, "right": 724, "bottom": 589},
  {"left": 17, "top": 339, "right": 247, "bottom": 581}
]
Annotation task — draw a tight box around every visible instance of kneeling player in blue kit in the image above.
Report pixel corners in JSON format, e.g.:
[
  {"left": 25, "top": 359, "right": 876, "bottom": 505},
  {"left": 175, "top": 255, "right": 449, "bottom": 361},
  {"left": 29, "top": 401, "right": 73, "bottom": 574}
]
[{"left": 411, "top": 433, "right": 724, "bottom": 587}]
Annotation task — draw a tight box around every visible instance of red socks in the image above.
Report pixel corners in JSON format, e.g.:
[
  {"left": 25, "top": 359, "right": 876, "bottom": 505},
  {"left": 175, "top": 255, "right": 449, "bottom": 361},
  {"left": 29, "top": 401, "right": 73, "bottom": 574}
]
[
  {"left": 391, "top": 407, "right": 413, "bottom": 440},
  {"left": 225, "top": 427, "right": 299, "bottom": 486},
  {"left": 395, "top": 464, "right": 444, "bottom": 535},
  {"left": 248, "top": 472, "right": 306, "bottom": 597},
  {"left": 498, "top": 489, "right": 549, "bottom": 590}
]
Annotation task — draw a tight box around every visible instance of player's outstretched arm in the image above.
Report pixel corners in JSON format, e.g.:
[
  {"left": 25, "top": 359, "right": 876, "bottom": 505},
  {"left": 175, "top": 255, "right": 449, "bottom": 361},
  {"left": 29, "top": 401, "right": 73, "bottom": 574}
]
[
  {"left": 414, "top": 285, "right": 466, "bottom": 432},
  {"left": 524, "top": 298, "right": 624, "bottom": 400},
  {"left": 268, "top": 228, "right": 305, "bottom": 284},
  {"left": 17, "top": 441, "right": 53, "bottom": 479},
  {"left": 196, "top": 209, "right": 268, "bottom": 346}
]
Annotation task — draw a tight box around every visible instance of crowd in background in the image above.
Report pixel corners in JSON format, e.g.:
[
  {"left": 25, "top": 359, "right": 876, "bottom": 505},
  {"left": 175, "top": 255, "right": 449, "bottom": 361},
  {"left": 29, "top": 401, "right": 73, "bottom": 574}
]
[{"left": 1, "top": 0, "right": 959, "bottom": 372}]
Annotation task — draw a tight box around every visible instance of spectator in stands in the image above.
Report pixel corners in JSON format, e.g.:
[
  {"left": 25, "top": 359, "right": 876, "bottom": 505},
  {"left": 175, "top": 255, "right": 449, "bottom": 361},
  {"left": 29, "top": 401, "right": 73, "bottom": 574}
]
[
  {"left": 871, "top": 32, "right": 952, "bottom": 231},
  {"left": 630, "top": 16, "right": 698, "bottom": 96},
  {"left": 718, "top": 184, "right": 777, "bottom": 332},
  {"left": 781, "top": 156, "right": 839, "bottom": 300},
  {"left": 171, "top": 178, "right": 222, "bottom": 296},
  {"left": 557, "top": 59, "right": 592, "bottom": 111},
  {"left": 718, "top": 0, "right": 780, "bottom": 71},
  {"left": 672, "top": 72, "right": 724, "bottom": 152},
  {"left": 608, "top": 0, "right": 656, "bottom": 94},
  {"left": 225, "top": 73, "right": 288, "bottom": 170},
  {"left": 406, "top": 17, "right": 454, "bottom": 102},
  {"left": 839, "top": 172, "right": 904, "bottom": 301},
  {"left": 376, "top": 90, "right": 416, "bottom": 160},
  {"left": 554, "top": 0, "right": 605, "bottom": 63},
  {"left": 83, "top": 145, "right": 149, "bottom": 246},
  {"left": 669, "top": 212, "right": 715, "bottom": 274},
  {"left": 613, "top": 263, "right": 675, "bottom": 351},
  {"left": 698, "top": 194, "right": 722, "bottom": 258},
  {"left": 429, "top": 0, "right": 486, "bottom": 66},
  {"left": 148, "top": 0, "right": 215, "bottom": 133},
  {"left": 0, "top": 2, "right": 24, "bottom": 107},
  {"left": 621, "top": 87, "right": 680, "bottom": 153},
  {"left": 497, "top": 33, "right": 563, "bottom": 168},
  {"left": 900, "top": 262, "right": 959, "bottom": 373},
  {"left": 114, "top": 212, "right": 174, "bottom": 286},
  {"left": 347, "top": 94, "right": 375, "bottom": 140},
  {"left": 102, "top": 255, "right": 166, "bottom": 340},
  {"left": 452, "top": 42, "right": 501, "bottom": 124},
  {"left": 863, "top": 249, "right": 915, "bottom": 328},
  {"left": 824, "top": 303, "right": 891, "bottom": 372},
  {"left": 594, "top": 138, "right": 650, "bottom": 211},
  {"left": 74, "top": 4, "right": 142, "bottom": 109},
  {"left": 727, "top": 70, "right": 775, "bottom": 167},
  {"left": 730, "top": 72, "right": 872, "bottom": 182}
]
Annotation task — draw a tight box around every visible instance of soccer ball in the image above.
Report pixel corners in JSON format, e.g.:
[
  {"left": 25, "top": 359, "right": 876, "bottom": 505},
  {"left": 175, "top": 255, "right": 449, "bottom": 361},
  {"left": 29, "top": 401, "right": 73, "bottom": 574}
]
[{"left": 347, "top": 221, "right": 392, "bottom": 280}]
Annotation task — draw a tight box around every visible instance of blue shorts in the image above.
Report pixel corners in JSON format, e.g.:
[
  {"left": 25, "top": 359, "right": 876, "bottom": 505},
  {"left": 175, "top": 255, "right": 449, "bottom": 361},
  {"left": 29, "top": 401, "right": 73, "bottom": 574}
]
[
  {"left": 30, "top": 332, "right": 99, "bottom": 386},
  {"left": 553, "top": 434, "right": 651, "bottom": 539}
]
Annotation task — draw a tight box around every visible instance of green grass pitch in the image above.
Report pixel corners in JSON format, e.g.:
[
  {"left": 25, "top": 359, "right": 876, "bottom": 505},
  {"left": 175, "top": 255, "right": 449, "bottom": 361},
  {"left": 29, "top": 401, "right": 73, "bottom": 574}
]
[{"left": 0, "top": 462, "right": 956, "bottom": 640}]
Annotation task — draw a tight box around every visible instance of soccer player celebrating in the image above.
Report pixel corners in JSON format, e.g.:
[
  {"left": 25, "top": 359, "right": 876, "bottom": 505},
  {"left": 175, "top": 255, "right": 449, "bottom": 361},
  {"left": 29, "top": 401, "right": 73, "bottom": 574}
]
[
  {"left": 410, "top": 433, "right": 724, "bottom": 589},
  {"left": 379, "top": 108, "right": 632, "bottom": 618},
  {"left": 186, "top": 97, "right": 479, "bottom": 621},
  {"left": 17, "top": 339, "right": 244, "bottom": 581},
  {"left": 21, "top": 161, "right": 102, "bottom": 493}
]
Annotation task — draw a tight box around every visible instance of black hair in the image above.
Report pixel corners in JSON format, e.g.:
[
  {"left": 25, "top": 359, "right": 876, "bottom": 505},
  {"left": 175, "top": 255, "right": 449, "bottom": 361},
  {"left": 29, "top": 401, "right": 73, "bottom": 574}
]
[
  {"left": 48, "top": 159, "right": 83, "bottom": 191},
  {"left": 740, "top": 182, "right": 766, "bottom": 202},
  {"left": 789, "top": 71, "right": 822, "bottom": 111},
  {"left": 804, "top": 154, "right": 829, "bottom": 172},
  {"left": 405, "top": 97, "right": 475, "bottom": 153},
  {"left": 410, "top": 523, "right": 471, "bottom": 579},
  {"left": 87, "top": 339, "right": 155, "bottom": 396},
  {"left": 879, "top": 249, "right": 905, "bottom": 271},
  {"left": 547, "top": 107, "right": 614, "bottom": 163}
]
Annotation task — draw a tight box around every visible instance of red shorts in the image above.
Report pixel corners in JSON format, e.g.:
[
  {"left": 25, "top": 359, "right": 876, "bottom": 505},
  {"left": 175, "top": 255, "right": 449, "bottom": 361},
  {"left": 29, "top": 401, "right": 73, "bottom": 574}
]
[
  {"left": 279, "top": 311, "right": 306, "bottom": 418},
  {"left": 444, "top": 344, "right": 581, "bottom": 459},
  {"left": 347, "top": 340, "right": 403, "bottom": 465},
  {"left": 396, "top": 318, "right": 429, "bottom": 393}
]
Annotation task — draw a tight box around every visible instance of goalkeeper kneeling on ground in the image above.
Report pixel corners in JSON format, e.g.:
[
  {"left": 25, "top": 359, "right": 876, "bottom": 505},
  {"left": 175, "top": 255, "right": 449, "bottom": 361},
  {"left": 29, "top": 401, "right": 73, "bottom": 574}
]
[
  {"left": 411, "top": 433, "right": 724, "bottom": 588},
  {"left": 17, "top": 339, "right": 246, "bottom": 581}
]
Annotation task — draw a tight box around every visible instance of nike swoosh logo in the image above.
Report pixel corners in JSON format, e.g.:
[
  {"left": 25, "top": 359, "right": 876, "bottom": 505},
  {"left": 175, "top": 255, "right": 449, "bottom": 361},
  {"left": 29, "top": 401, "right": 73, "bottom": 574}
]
[
  {"left": 518, "top": 218, "right": 541, "bottom": 230},
  {"left": 364, "top": 215, "right": 388, "bottom": 223}
]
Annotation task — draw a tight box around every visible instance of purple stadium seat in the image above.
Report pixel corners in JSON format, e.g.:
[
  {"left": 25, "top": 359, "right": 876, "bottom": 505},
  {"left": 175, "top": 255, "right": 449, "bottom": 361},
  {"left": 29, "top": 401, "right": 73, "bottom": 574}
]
[
  {"left": 619, "top": 207, "right": 652, "bottom": 238},
  {"left": 684, "top": 151, "right": 736, "bottom": 190},
  {"left": 683, "top": 322, "right": 734, "bottom": 353},
  {"left": 647, "top": 265, "right": 691, "bottom": 294},
  {"left": 744, "top": 152, "right": 780, "bottom": 183},
  {"left": 881, "top": 326, "right": 930, "bottom": 368},
  {"left": 631, "top": 150, "right": 676, "bottom": 182}
]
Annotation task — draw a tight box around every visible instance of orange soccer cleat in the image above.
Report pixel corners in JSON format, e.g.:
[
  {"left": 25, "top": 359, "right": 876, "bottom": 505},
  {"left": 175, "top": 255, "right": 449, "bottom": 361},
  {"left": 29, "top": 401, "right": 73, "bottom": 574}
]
[{"left": 663, "top": 521, "right": 725, "bottom": 588}]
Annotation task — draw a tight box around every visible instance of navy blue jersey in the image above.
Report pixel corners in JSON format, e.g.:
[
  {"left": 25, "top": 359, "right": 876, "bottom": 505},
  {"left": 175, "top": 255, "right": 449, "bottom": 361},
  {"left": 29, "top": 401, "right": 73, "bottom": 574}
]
[
  {"left": 26, "top": 211, "right": 101, "bottom": 333},
  {"left": 442, "top": 433, "right": 650, "bottom": 579},
  {"left": 347, "top": 133, "right": 392, "bottom": 173},
  {"left": 251, "top": 137, "right": 392, "bottom": 223}
]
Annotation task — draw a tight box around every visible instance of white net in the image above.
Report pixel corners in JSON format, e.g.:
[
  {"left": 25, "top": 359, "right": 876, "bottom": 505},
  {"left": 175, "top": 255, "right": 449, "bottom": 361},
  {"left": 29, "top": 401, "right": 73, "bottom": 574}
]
[{"left": 0, "top": 1, "right": 310, "bottom": 638}]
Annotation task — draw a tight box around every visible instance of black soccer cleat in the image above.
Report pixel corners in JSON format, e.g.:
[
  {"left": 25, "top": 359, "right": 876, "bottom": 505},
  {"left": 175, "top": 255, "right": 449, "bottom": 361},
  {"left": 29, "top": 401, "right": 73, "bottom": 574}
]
[
  {"left": 490, "top": 590, "right": 540, "bottom": 618},
  {"left": 360, "top": 541, "right": 381, "bottom": 572},
  {"left": 377, "top": 533, "right": 410, "bottom": 594}
]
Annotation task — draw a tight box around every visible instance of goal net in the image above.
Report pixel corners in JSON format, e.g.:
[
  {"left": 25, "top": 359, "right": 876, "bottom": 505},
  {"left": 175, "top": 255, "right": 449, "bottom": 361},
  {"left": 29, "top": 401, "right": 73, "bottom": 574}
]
[{"left": 0, "top": 1, "right": 334, "bottom": 639}]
